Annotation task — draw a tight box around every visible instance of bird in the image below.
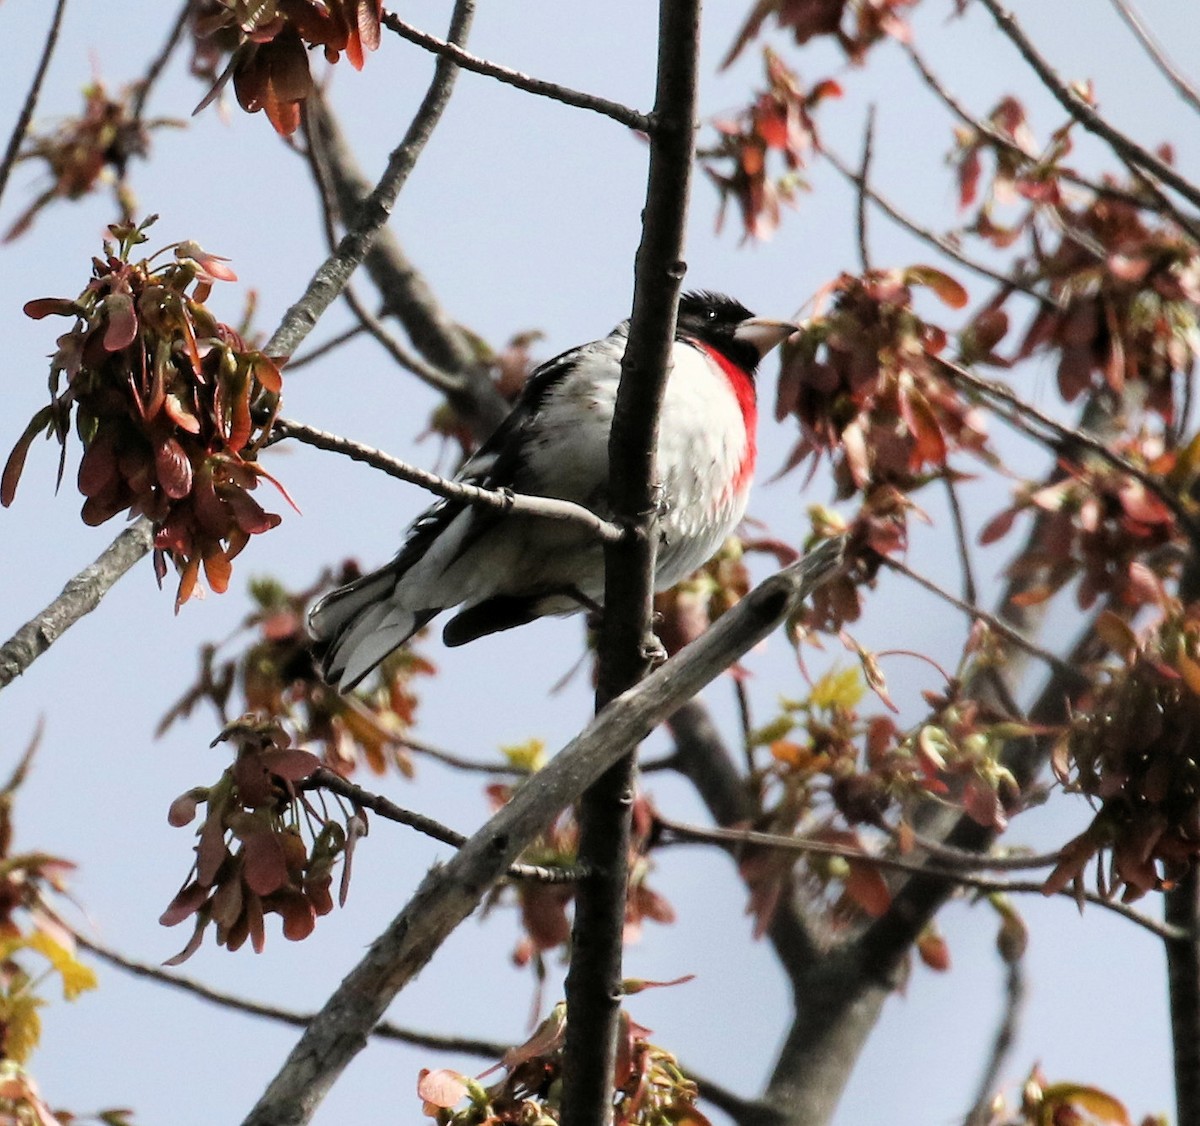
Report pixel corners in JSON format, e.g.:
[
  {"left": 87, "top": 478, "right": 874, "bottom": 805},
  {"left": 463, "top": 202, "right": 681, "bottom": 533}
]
[{"left": 308, "top": 291, "right": 794, "bottom": 690}]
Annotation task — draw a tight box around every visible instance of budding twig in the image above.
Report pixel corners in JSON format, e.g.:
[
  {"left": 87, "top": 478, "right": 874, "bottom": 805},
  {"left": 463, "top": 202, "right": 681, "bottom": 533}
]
[
  {"left": 381, "top": 11, "right": 650, "bottom": 132},
  {"left": 271, "top": 417, "right": 625, "bottom": 544}
]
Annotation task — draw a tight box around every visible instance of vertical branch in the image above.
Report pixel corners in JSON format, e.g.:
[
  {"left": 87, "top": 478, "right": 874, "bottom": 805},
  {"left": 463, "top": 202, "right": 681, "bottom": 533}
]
[
  {"left": 1165, "top": 865, "right": 1200, "bottom": 1126},
  {"left": 561, "top": 1, "right": 701, "bottom": 1124}
]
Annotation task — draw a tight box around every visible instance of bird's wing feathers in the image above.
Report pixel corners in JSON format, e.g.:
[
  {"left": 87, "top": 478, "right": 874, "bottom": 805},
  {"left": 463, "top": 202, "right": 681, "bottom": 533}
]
[
  {"left": 397, "top": 341, "right": 598, "bottom": 572},
  {"left": 309, "top": 341, "right": 599, "bottom": 686}
]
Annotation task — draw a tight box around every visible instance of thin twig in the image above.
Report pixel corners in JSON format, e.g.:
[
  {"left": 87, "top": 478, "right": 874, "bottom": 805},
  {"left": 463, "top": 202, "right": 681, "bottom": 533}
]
[
  {"left": 823, "top": 146, "right": 1049, "bottom": 303},
  {"left": 733, "top": 676, "right": 755, "bottom": 775},
  {"left": 655, "top": 815, "right": 1184, "bottom": 942},
  {"left": 1165, "top": 863, "right": 1200, "bottom": 1126},
  {"left": 284, "top": 324, "right": 367, "bottom": 372},
  {"left": 381, "top": 11, "right": 649, "bottom": 132},
  {"left": 964, "top": 958, "right": 1027, "bottom": 1126},
  {"left": 1108, "top": 0, "right": 1200, "bottom": 116},
  {"left": 401, "top": 734, "right": 529, "bottom": 777},
  {"left": 977, "top": 0, "right": 1200, "bottom": 212},
  {"left": 130, "top": 1, "right": 191, "bottom": 120},
  {"left": 897, "top": 830, "right": 1065, "bottom": 872},
  {"left": 901, "top": 38, "right": 1152, "bottom": 213},
  {"left": 301, "top": 105, "right": 464, "bottom": 396},
  {"left": 879, "top": 555, "right": 1087, "bottom": 687},
  {"left": 305, "top": 768, "right": 584, "bottom": 884},
  {"left": 0, "top": 0, "right": 68, "bottom": 208},
  {"left": 855, "top": 106, "right": 876, "bottom": 274},
  {"left": 75, "top": 932, "right": 512, "bottom": 1057},
  {"left": 943, "top": 473, "right": 979, "bottom": 606},
  {"left": 935, "top": 354, "right": 1200, "bottom": 545},
  {"left": 271, "top": 416, "right": 624, "bottom": 543}
]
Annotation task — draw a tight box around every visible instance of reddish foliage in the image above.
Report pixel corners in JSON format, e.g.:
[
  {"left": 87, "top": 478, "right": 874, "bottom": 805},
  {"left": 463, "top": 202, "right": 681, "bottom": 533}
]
[
  {"left": 483, "top": 789, "right": 673, "bottom": 972},
  {"left": 724, "top": 0, "right": 918, "bottom": 70},
  {"left": 704, "top": 49, "right": 840, "bottom": 241},
  {"left": 982, "top": 442, "right": 1181, "bottom": 613},
  {"left": 158, "top": 569, "right": 436, "bottom": 778},
  {"left": 654, "top": 538, "right": 754, "bottom": 657},
  {"left": 1016, "top": 195, "right": 1200, "bottom": 421},
  {"left": 1046, "top": 608, "right": 1200, "bottom": 903},
  {"left": 419, "top": 1002, "right": 710, "bottom": 1125},
  {"left": 776, "top": 267, "right": 988, "bottom": 500},
  {"left": 192, "top": 0, "right": 384, "bottom": 135},
  {"left": 740, "top": 668, "right": 1027, "bottom": 936},
  {"left": 4, "top": 82, "right": 160, "bottom": 243},
  {"left": 160, "top": 717, "right": 352, "bottom": 961},
  {"left": 3, "top": 219, "right": 287, "bottom": 611}
]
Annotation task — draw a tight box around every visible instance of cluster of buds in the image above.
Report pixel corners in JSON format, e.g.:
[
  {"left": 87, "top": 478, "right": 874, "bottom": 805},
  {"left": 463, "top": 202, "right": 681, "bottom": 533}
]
[{"left": 704, "top": 49, "right": 839, "bottom": 241}]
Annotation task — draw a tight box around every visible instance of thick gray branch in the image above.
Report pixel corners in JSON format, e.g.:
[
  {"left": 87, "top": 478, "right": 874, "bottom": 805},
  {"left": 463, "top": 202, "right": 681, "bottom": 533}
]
[
  {"left": 0, "top": 519, "right": 153, "bottom": 689},
  {"left": 237, "top": 540, "right": 842, "bottom": 1126}
]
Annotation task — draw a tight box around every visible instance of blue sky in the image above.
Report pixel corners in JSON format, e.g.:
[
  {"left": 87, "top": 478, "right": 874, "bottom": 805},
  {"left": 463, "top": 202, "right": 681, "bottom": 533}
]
[{"left": 0, "top": 2, "right": 1197, "bottom": 1123}]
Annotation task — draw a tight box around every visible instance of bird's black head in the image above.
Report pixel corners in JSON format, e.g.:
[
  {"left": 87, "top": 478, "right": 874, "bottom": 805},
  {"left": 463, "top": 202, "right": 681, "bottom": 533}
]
[{"left": 676, "top": 290, "right": 775, "bottom": 375}]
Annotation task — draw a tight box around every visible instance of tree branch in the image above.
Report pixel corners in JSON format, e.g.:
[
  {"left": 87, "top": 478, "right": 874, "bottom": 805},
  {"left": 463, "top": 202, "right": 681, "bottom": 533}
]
[
  {"left": 964, "top": 958, "right": 1027, "bottom": 1126},
  {"left": 564, "top": 2, "right": 701, "bottom": 1122},
  {"left": 300, "top": 108, "right": 464, "bottom": 397},
  {"left": 381, "top": 11, "right": 650, "bottom": 132},
  {"left": 822, "top": 145, "right": 1050, "bottom": 303},
  {"left": 0, "top": 0, "right": 68, "bottom": 209},
  {"left": 236, "top": 540, "right": 842, "bottom": 1126},
  {"left": 302, "top": 88, "right": 509, "bottom": 440},
  {"left": 304, "top": 767, "right": 584, "bottom": 884},
  {"left": 655, "top": 816, "right": 1182, "bottom": 942},
  {"left": 75, "top": 932, "right": 512, "bottom": 1059},
  {"left": 1107, "top": 0, "right": 1200, "bottom": 116},
  {"left": 879, "top": 555, "right": 1088, "bottom": 687},
  {"left": 264, "top": 0, "right": 475, "bottom": 361},
  {"left": 1165, "top": 851, "right": 1200, "bottom": 1126},
  {"left": 271, "top": 417, "right": 623, "bottom": 543},
  {"left": 0, "top": 520, "right": 153, "bottom": 690},
  {"left": 935, "top": 355, "right": 1200, "bottom": 546},
  {"left": 129, "top": 1, "right": 191, "bottom": 121},
  {"left": 977, "top": 0, "right": 1200, "bottom": 212}
]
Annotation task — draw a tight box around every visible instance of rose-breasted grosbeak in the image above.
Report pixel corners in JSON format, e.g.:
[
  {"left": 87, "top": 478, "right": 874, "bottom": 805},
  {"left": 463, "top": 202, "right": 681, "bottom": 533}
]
[{"left": 309, "top": 291, "right": 793, "bottom": 689}]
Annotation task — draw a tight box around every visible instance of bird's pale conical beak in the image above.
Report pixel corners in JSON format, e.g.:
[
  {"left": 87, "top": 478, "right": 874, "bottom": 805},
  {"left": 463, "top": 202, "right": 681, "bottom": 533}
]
[{"left": 734, "top": 317, "right": 798, "bottom": 359}]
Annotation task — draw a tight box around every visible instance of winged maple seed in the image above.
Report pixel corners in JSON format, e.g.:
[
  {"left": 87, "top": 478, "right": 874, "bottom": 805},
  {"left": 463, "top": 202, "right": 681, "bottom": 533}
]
[
  {"left": 161, "top": 716, "right": 364, "bottom": 963},
  {"left": 190, "top": 0, "right": 384, "bottom": 135},
  {"left": 1046, "top": 608, "right": 1200, "bottom": 904},
  {"left": 2, "top": 217, "right": 290, "bottom": 611},
  {"left": 418, "top": 997, "right": 712, "bottom": 1126}
]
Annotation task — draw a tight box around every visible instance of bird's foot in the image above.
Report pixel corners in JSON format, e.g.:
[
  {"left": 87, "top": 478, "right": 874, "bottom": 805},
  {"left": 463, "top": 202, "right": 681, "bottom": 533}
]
[{"left": 640, "top": 631, "right": 668, "bottom": 668}]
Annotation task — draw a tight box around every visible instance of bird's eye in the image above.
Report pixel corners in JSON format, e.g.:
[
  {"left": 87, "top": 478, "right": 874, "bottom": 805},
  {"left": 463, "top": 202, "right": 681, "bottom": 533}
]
[{"left": 705, "top": 308, "right": 718, "bottom": 321}]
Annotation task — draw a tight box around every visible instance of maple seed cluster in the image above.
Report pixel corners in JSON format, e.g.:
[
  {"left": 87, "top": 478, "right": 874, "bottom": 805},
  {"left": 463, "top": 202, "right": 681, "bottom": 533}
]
[
  {"left": 161, "top": 717, "right": 361, "bottom": 962},
  {"left": 1046, "top": 609, "right": 1200, "bottom": 903},
  {"left": 192, "top": 0, "right": 384, "bottom": 135},
  {"left": 419, "top": 999, "right": 710, "bottom": 1126},
  {"left": 2, "top": 219, "right": 287, "bottom": 611}
]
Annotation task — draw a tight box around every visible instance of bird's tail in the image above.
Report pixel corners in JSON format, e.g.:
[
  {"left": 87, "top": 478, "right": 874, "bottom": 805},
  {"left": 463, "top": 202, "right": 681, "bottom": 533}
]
[{"left": 308, "top": 568, "right": 435, "bottom": 691}]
